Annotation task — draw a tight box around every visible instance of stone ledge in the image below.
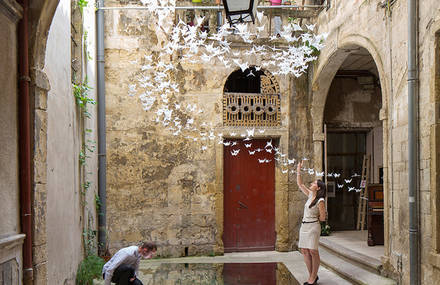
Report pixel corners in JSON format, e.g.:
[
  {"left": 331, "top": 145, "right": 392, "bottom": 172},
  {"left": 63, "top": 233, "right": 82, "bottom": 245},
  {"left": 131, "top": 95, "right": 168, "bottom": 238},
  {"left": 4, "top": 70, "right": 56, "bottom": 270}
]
[
  {"left": 0, "top": 0, "right": 22, "bottom": 23},
  {"left": 430, "top": 251, "right": 440, "bottom": 269},
  {"left": 319, "top": 247, "right": 397, "bottom": 285},
  {"left": 319, "top": 237, "right": 382, "bottom": 273},
  {"left": 0, "top": 234, "right": 26, "bottom": 250},
  {"left": 313, "top": 132, "right": 324, "bottom": 141}
]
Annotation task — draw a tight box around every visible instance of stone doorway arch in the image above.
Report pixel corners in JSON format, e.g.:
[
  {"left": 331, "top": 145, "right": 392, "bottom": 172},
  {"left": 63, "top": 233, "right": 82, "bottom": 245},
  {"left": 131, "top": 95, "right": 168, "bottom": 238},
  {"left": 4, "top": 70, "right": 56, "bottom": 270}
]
[
  {"left": 310, "top": 37, "right": 390, "bottom": 259},
  {"left": 21, "top": 0, "right": 61, "bottom": 283},
  {"left": 216, "top": 66, "right": 290, "bottom": 253}
]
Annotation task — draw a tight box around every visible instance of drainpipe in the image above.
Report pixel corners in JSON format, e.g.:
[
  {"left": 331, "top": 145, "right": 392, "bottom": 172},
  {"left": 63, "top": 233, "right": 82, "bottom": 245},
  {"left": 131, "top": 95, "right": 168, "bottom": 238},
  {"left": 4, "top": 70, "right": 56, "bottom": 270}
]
[
  {"left": 96, "top": 0, "right": 107, "bottom": 255},
  {"left": 17, "top": 0, "right": 33, "bottom": 282},
  {"left": 408, "top": 0, "right": 419, "bottom": 283}
]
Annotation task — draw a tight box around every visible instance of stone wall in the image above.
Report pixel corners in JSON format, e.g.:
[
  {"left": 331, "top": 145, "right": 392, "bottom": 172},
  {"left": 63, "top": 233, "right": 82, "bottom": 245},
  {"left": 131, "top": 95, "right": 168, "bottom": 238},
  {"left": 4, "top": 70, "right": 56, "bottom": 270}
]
[
  {"left": 28, "top": 0, "right": 99, "bottom": 284},
  {"left": 324, "top": 77, "right": 382, "bottom": 129},
  {"left": 103, "top": 1, "right": 313, "bottom": 256},
  {"left": 0, "top": 0, "right": 21, "bottom": 239},
  {"left": 0, "top": 1, "right": 24, "bottom": 284},
  {"left": 44, "top": 0, "right": 83, "bottom": 283},
  {"left": 312, "top": 0, "right": 440, "bottom": 283}
]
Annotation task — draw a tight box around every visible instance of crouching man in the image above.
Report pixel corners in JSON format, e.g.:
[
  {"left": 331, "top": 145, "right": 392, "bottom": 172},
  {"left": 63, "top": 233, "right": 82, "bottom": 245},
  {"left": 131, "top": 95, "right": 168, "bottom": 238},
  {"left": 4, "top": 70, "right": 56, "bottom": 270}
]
[{"left": 102, "top": 242, "right": 157, "bottom": 285}]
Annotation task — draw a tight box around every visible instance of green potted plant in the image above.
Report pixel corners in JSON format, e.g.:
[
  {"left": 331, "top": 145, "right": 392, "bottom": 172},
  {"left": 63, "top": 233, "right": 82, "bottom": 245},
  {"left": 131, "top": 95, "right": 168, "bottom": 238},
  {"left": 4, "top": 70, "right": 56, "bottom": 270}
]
[{"left": 320, "top": 221, "right": 331, "bottom": 236}]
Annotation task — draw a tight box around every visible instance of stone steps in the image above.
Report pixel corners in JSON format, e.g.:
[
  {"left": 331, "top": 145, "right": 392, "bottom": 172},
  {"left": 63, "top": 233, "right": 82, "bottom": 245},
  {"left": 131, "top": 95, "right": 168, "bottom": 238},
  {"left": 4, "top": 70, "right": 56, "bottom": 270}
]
[{"left": 319, "top": 239, "right": 397, "bottom": 285}]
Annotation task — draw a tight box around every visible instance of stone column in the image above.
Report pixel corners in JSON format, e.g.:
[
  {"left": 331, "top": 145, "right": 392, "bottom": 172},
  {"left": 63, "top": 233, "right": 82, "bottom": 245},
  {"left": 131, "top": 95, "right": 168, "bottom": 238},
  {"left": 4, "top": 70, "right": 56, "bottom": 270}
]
[{"left": 30, "top": 68, "right": 50, "bottom": 285}]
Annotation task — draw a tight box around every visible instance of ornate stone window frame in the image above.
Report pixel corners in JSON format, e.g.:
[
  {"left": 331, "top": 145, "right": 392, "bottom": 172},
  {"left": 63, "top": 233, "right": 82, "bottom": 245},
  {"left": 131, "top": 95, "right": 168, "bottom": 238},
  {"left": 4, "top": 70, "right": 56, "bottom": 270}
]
[{"left": 223, "top": 69, "right": 281, "bottom": 127}]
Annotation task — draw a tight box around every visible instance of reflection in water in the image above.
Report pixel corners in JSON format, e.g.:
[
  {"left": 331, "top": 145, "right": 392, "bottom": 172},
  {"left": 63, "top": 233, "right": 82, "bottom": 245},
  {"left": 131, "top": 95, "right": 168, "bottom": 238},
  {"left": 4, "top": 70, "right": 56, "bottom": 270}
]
[{"left": 138, "top": 262, "right": 299, "bottom": 285}]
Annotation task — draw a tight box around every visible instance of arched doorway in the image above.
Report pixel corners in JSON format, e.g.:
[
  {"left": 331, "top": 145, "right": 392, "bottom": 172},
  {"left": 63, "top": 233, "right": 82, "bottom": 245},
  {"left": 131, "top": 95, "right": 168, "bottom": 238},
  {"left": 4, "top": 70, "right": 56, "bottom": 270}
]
[
  {"left": 324, "top": 46, "right": 383, "bottom": 227},
  {"left": 320, "top": 46, "right": 385, "bottom": 259},
  {"left": 222, "top": 67, "right": 279, "bottom": 252}
]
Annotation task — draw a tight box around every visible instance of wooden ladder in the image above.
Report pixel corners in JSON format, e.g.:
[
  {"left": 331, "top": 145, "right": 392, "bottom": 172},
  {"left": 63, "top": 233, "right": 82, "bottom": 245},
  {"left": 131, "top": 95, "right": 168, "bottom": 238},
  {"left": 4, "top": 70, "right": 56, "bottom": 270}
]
[{"left": 356, "top": 154, "right": 371, "bottom": 231}]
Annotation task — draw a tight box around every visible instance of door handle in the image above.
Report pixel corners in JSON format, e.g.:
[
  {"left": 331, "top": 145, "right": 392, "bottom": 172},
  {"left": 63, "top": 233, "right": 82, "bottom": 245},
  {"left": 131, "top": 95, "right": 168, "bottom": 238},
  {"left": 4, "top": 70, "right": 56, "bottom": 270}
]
[{"left": 238, "top": 201, "right": 248, "bottom": 209}]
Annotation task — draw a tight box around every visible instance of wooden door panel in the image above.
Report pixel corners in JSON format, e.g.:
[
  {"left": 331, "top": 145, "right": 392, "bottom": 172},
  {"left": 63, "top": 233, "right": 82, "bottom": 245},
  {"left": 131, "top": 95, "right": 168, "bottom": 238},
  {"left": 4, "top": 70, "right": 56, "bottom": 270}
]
[{"left": 224, "top": 139, "right": 275, "bottom": 252}]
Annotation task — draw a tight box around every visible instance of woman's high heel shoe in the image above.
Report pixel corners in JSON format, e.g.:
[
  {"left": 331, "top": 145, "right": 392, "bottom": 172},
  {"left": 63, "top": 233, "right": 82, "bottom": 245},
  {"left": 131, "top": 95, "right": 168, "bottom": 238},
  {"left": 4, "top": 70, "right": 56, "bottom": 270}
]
[{"left": 303, "top": 275, "right": 319, "bottom": 285}]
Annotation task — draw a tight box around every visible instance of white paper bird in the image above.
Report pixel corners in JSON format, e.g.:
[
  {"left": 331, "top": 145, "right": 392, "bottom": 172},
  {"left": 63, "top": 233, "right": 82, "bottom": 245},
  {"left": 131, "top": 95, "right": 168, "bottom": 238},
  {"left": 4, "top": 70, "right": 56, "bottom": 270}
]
[
  {"left": 231, "top": 149, "right": 240, "bottom": 156},
  {"left": 265, "top": 140, "right": 273, "bottom": 149},
  {"left": 344, "top": 179, "right": 352, "bottom": 184},
  {"left": 256, "top": 11, "right": 264, "bottom": 23},
  {"left": 245, "top": 143, "right": 252, "bottom": 148},
  {"left": 305, "top": 23, "right": 316, "bottom": 31},
  {"left": 233, "top": 59, "right": 249, "bottom": 72},
  {"left": 292, "top": 23, "right": 302, "bottom": 31},
  {"left": 247, "top": 70, "right": 256, "bottom": 77},
  {"left": 256, "top": 25, "right": 265, "bottom": 33}
]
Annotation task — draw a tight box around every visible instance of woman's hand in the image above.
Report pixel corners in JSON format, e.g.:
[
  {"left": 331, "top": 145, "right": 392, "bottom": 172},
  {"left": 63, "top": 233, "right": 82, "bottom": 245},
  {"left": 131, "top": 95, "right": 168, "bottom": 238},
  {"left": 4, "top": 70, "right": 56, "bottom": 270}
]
[
  {"left": 297, "top": 161, "right": 303, "bottom": 172},
  {"left": 296, "top": 161, "right": 309, "bottom": 196}
]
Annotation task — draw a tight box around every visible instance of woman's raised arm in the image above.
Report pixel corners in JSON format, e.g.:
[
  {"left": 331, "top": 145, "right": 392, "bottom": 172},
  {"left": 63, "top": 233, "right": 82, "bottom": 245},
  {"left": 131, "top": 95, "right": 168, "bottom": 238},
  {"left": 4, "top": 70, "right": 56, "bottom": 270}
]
[{"left": 296, "top": 161, "right": 310, "bottom": 196}]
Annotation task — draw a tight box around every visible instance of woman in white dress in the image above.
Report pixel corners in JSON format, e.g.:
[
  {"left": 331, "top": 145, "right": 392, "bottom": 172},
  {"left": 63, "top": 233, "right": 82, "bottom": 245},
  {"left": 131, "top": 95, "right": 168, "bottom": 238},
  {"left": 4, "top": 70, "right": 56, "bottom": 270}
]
[{"left": 296, "top": 161, "right": 326, "bottom": 285}]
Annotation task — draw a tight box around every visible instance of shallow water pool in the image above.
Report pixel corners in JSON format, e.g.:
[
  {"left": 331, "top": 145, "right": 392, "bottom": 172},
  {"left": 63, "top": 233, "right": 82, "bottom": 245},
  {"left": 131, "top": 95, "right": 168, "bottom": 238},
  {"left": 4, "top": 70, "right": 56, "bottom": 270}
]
[{"left": 138, "top": 262, "right": 299, "bottom": 285}]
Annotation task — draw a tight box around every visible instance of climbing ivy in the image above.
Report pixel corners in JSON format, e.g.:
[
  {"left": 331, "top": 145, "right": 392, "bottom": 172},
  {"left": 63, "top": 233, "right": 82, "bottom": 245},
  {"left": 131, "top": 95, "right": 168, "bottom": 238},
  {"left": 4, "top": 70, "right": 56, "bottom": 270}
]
[
  {"left": 77, "top": 0, "right": 88, "bottom": 15},
  {"left": 73, "top": 79, "right": 96, "bottom": 118}
]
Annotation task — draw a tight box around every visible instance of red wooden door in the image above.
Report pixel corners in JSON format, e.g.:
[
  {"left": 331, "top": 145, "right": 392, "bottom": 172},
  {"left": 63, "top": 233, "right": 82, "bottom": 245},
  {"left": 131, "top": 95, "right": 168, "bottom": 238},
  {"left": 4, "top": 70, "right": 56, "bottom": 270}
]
[{"left": 223, "top": 139, "right": 276, "bottom": 252}]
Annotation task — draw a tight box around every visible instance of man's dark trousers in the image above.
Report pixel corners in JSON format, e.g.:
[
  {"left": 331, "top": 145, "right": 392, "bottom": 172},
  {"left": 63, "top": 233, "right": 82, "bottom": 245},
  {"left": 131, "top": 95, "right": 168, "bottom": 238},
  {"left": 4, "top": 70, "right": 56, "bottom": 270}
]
[{"left": 108, "top": 264, "right": 143, "bottom": 285}]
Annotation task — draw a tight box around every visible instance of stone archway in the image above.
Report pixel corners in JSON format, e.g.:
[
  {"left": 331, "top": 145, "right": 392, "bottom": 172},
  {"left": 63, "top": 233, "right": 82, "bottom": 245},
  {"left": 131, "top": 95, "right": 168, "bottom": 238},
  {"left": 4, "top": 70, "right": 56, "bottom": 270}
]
[
  {"left": 310, "top": 35, "right": 390, "bottom": 258},
  {"left": 0, "top": 0, "right": 59, "bottom": 283},
  {"left": 26, "top": 0, "right": 60, "bottom": 284},
  {"left": 216, "top": 66, "right": 290, "bottom": 253}
]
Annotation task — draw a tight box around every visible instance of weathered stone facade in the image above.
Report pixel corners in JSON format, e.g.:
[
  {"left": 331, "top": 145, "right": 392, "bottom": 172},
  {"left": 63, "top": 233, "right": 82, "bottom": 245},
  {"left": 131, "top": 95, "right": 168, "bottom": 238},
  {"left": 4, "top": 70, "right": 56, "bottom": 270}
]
[
  {"left": 103, "top": 0, "right": 440, "bottom": 284},
  {"left": 1, "top": 0, "right": 100, "bottom": 283},
  {"left": 104, "top": 0, "right": 312, "bottom": 257},
  {"left": 0, "top": 1, "right": 24, "bottom": 284},
  {"left": 311, "top": 0, "right": 440, "bottom": 284}
]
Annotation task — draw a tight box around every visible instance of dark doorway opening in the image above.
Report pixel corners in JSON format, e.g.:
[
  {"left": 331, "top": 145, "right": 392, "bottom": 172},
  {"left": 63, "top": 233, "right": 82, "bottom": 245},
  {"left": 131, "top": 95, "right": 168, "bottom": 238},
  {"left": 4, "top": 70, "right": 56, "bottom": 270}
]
[
  {"left": 223, "top": 67, "right": 264, "bottom": 93},
  {"left": 326, "top": 131, "right": 366, "bottom": 231}
]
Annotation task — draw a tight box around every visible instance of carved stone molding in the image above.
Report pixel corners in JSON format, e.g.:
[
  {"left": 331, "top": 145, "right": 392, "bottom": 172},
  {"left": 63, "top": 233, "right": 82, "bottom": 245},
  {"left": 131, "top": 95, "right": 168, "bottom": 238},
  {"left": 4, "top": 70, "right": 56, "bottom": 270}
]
[
  {"left": 260, "top": 71, "right": 280, "bottom": 94},
  {"left": 223, "top": 93, "right": 281, "bottom": 127},
  {"left": 0, "top": 234, "right": 25, "bottom": 251}
]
